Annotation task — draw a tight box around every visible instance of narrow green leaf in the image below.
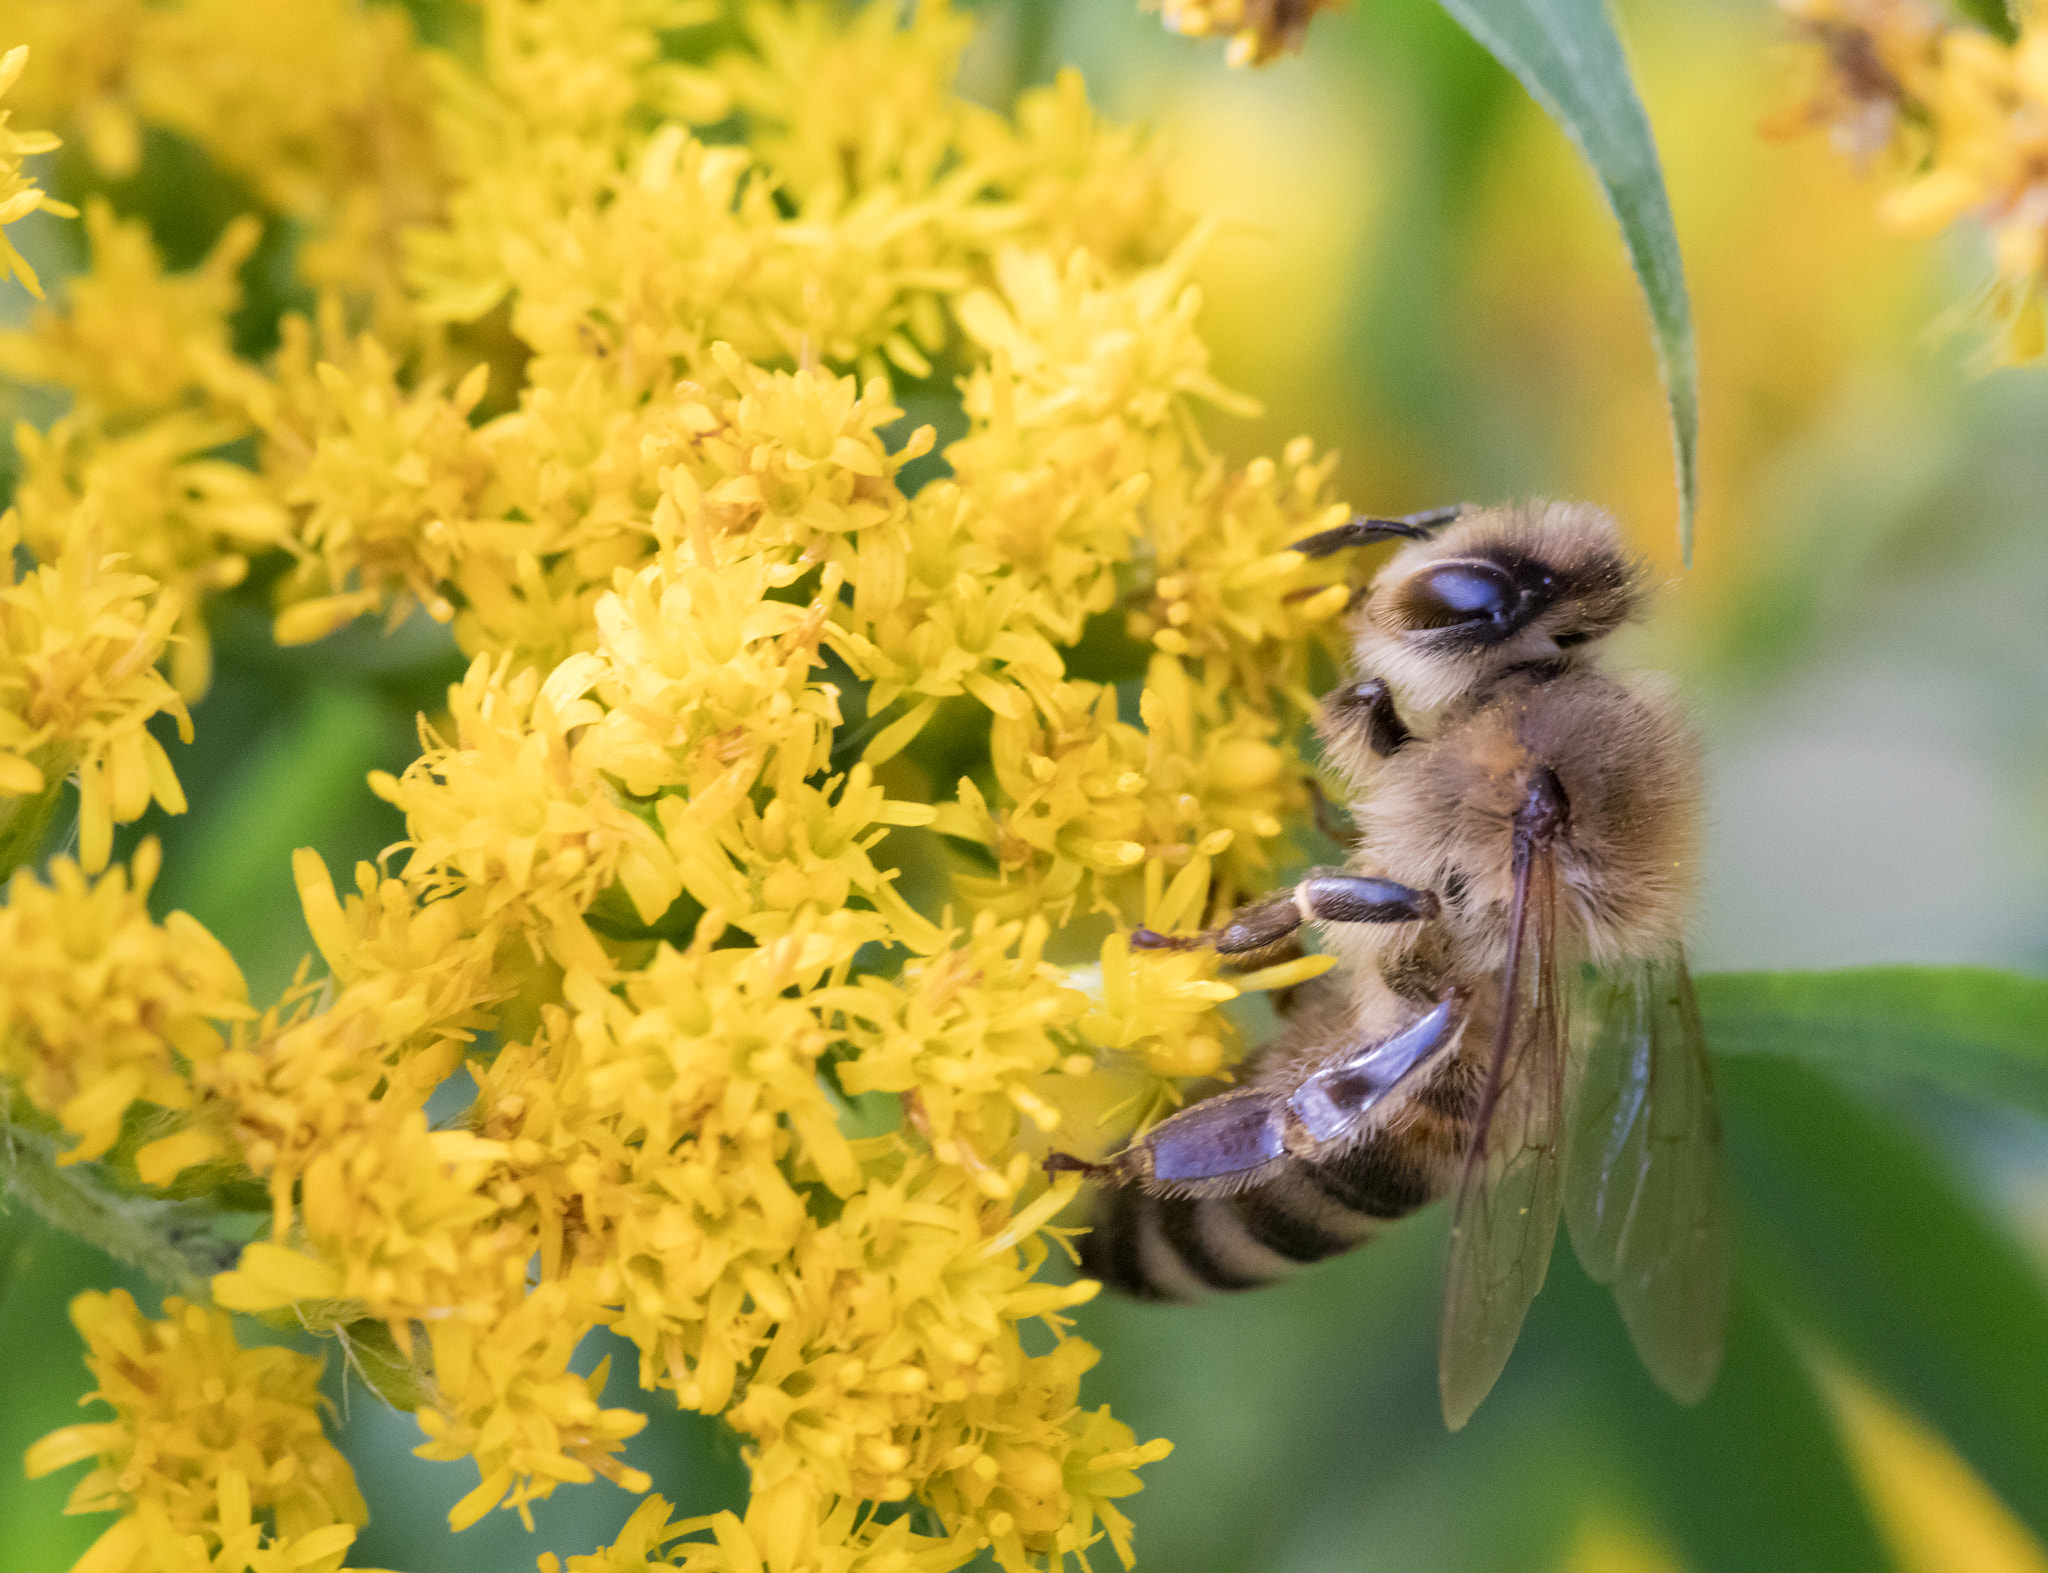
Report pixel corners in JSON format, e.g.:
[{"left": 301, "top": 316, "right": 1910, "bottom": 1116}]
[
  {"left": 1427, "top": 0, "right": 1699, "bottom": 559},
  {"left": 1698, "top": 967, "right": 2048, "bottom": 1119},
  {"left": 1719, "top": 1056, "right": 2048, "bottom": 1542}
]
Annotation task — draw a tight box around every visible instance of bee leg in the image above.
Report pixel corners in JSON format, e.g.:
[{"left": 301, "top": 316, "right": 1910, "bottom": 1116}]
[
  {"left": 1293, "top": 871, "right": 1440, "bottom": 928},
  {"left": 1291, "top": 504, "right": 1470, "bottom": 559},
  {"left": 1305, "top": 776, "right": 1359, "bottom": 847},
  {"left": 1322, "top": 677, "right": 1413, "bottom": 759},
  {"left": 1045, "top": 1087, "right": 1286, "bottom": 1194},
  {"left": 1287, "top": 989, "right": 1469, "bottom": 1143},
  {"left": 1133, "top": 873, "right": 1438, "bottom": 958}
]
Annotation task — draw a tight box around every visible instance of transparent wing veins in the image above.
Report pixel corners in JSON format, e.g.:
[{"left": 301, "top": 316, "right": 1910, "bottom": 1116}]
[
  {"left": 1566, "top": 950, "right": 1732, "bottom": 1404},
  {"left": 1438, "top": 842, "right": 1568, "bottom": 1431}
]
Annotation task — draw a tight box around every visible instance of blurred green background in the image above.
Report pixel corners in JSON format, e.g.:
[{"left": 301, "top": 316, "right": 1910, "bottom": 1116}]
[{"left": 4, "top": 0, "right": 2047, "bottom": 1569}]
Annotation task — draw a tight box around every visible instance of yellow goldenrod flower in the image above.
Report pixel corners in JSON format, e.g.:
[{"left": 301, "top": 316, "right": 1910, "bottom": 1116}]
[
  {"left": 0, "top": 2, "right": 147, "bottom": 180},
  {"left": 0, "top": 515, "right": 192, "bottom": 871},
  {"left": 0, "top": 198, "right": 267, "bottom": 422},
  {"left": 1079, "top": 928, "right": 1241, "bottom": 1076},
  {"left": 368, "top": 654, "right": 684, "bottom": 967},
  {"left": 964, "top": 68, "right": 1195, "bottom": 275},
  {"left": 0, "top": 839, "right": 248, "bottom": 1163},
  {"left": 25, "top": 1290, "right": 374, "bottom": 1573},
  {"left": 0, "top": 200, "right": 286, "bottom": 698},
  {"left": 1147, "top": 0, "right": 1351, "bottom": 68},
  {"left": 4, "top": 1, "right": 442, "bottom": 323},
  {"left": 0, "top": 44, "right": 76, "bottom": 299},
  {"left": 263, "top": 303, "right": 495, "bottom": 647},
  {"left": 832, "top": 910, "right": 1091, "bottom": 1183}
]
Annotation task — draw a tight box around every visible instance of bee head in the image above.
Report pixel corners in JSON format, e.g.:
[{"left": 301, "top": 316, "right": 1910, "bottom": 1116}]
[{"left": 1352, "top": 500, "right": 1645, "bottom": 709}]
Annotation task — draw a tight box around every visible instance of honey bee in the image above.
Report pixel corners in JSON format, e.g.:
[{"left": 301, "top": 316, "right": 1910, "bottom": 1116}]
[{"left": 1047, "top": 500, "right": 1731, "bottom": 1428}]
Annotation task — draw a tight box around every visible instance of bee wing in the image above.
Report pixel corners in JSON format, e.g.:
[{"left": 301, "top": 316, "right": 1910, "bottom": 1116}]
[
  {"left": 1565, "top": 950, "right": 1732, "bottom": 1403},
  {"left": 1438, "top": 843, "right": 1568, "bottom": 1431}
]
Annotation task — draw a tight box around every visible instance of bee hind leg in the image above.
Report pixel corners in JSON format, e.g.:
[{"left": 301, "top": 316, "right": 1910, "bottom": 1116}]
[{"left": 1046, "top": 1087, "right": 1287, "bottom": 1193}]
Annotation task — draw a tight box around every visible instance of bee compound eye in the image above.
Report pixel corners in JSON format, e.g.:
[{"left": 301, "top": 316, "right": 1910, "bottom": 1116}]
[{"left": 1401, "top": 561, "right": 1517, "bottom": 630}]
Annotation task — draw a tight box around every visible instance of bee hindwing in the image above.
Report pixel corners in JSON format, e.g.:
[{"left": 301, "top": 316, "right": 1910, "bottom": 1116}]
[{"left": 1565, "top": 951, "right": 1731, "bottom": 1404}]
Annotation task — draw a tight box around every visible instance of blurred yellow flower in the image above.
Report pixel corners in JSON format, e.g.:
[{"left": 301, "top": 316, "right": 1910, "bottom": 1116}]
[
  {"left": 1822, "top": 1357, "right": 2048, "bottom": 1573},
  {"left": 1147, "top": 0, "right": 1350, "bottom": 67},
  {"left": 1772, "top": 0, "right": 2048, "bottom": 361},
  {"left": 0, "top": 44, "right": 76, "bottom": 299}
]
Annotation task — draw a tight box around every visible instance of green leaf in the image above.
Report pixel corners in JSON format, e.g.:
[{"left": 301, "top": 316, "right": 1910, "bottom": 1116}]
[
  {"left": 1427, "top": 0, "right": 1699, "bottom": 560},
  {"left": 1952, "top": 0, "right": 2019, "bottom": 44},
  {"left": 336, "top": 1318, "right": 432, "bottom": 1412},
  {"left": 1719, "top": 1055, "right": 2048, "bottom": 1543},
  {"left": 1698, "top": 967, "right": 2048, "bottom": 1119},
  {"left": 1579, "top": 1267, "right": 1897, "bottom": 1573}
]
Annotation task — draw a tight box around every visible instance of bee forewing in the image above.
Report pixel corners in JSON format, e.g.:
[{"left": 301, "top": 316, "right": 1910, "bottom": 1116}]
[
  {"left": 1438, "top": 852, "right": 1569, "bottom": 1431},
  {"left": 1565, "top": 952, "right": 1732, "bottom": 1404}
]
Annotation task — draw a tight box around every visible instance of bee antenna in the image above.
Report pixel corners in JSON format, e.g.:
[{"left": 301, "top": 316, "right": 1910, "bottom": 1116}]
[{"left": 1291, "top": 504, "right": 1470, "bottom": 560}]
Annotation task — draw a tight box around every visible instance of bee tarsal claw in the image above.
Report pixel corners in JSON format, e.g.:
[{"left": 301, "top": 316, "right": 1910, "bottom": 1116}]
[
  {"left": 1129, "top": 926, "right": 1192, "bottom": 950},
  {"left": 1043, "top": 1151, "right": 1105, "bottom": 1179}
]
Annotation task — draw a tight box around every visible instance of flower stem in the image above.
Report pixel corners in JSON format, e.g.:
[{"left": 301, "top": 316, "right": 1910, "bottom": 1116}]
[{"left": 0, "top": 1112, "right": 225, "bottom": 1297}]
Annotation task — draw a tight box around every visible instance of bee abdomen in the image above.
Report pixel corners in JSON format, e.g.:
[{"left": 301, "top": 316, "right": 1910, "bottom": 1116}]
[
  {"left": 1305, "top": 1131, "right": 1441, "bottom": 1217},
  {"left": 1082, "top": 1138, "right": 1443, "bottom": 1301}
]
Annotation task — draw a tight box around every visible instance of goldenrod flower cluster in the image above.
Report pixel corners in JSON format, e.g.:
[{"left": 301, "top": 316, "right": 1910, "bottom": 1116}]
[
  {"left": 0, "top": 840, "right": 247, "bottom": 1164},
  {"left": 1146, "top": 0, "right": 1350, "bottom": 67},
  {"left": 0, "top": 509, "right": 193, "bottom": 873},
  {"left": 1, "top": 3, "right": 1368, "bottom": 1568},
  {"left": 25, "top": 1290, "right": 377, "bottom": 1573},
  {"left": 1771, "top": 0, "right": 2048, "bottom": 361}
]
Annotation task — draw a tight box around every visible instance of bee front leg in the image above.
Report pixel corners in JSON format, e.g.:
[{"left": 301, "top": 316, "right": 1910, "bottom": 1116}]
[
  {"left": 1305, "top": 776, "right": 1359, "bottom": 847},
  {"left": 1321, "top": 676, "right": 1413, "bottom": 760}
]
